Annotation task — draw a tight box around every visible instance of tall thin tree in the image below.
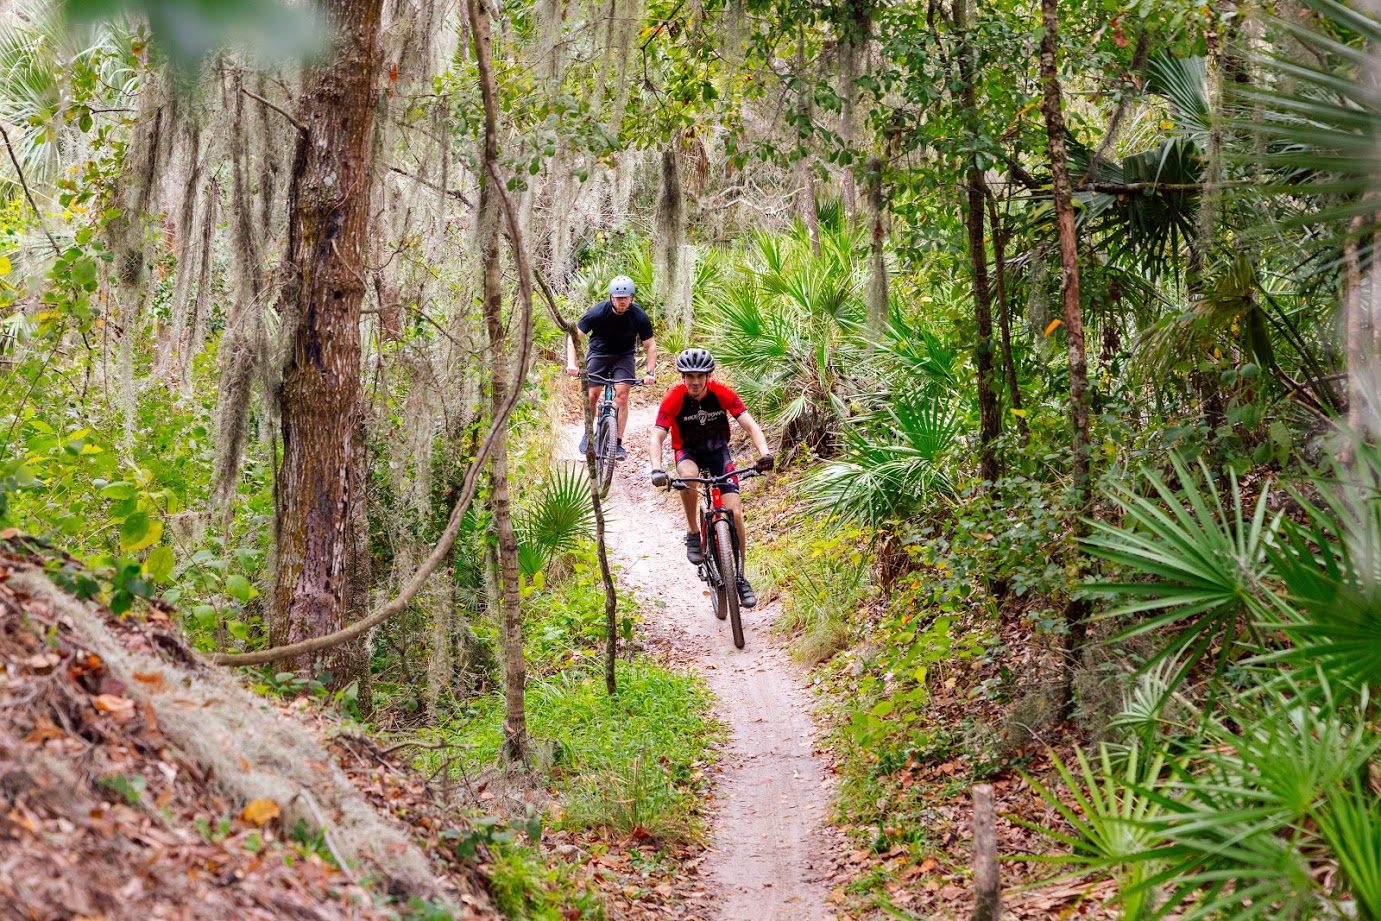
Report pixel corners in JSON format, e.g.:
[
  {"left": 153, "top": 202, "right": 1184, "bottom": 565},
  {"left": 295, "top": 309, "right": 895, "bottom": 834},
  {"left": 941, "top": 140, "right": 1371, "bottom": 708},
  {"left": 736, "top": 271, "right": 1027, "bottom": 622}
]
[
  {"left": 471, "top": 0, "right": 530, "bottom": 763},
  {"left": 1039, "top": 0, "right": 1093, "bottom": 694},
  {"left": 955, "top": 0, "right": 1001, "bottom": 483}
]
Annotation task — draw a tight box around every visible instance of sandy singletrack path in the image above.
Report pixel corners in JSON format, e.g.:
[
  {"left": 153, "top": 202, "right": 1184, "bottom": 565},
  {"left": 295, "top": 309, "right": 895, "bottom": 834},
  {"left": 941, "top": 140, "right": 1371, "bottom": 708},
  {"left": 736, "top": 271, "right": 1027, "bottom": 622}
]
[{"left": 566, "top": 405, "right": 839, "bottom": 921}]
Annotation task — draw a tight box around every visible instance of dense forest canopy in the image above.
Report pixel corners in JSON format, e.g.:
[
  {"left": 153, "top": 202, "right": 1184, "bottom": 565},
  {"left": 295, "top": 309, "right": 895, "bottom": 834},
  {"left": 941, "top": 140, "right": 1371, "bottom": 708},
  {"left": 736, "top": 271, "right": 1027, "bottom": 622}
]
[{"left": 6, "top": 0, "right": 1381, "bottom": 916}]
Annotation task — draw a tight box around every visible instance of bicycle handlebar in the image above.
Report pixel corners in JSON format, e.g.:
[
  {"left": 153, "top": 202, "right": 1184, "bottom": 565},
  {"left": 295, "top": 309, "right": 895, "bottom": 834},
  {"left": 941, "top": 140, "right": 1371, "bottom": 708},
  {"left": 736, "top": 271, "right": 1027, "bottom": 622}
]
[
  {"left": 667, "top": 468, "right": 765, "bottom": 487},
  {"left": 587, "top": 375, "right": 647, "bottom": 386}
]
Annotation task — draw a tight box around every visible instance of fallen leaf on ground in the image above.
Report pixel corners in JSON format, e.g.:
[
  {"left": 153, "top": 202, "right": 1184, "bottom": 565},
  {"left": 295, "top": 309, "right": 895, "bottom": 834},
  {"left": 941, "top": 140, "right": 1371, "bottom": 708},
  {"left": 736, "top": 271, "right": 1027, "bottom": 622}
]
[
  {"left": 241, "top": 798, "right": 281, "bottom": 826},
  {"left": 93, "top": 694, "right": 135, "bottom": 722}
]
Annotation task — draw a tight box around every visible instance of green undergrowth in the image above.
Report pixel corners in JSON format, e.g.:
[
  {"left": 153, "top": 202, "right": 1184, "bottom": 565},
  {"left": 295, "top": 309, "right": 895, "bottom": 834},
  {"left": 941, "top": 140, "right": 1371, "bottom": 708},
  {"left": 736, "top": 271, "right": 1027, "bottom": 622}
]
[
  {"left": 415, "top": 539, "right": 721, "bottom": 845},
  {"left": 431, "top": 659, "right": 719, "bottom": 845},
  {"left": 750, "top": 473, "right": 875, "bottom": 665}
]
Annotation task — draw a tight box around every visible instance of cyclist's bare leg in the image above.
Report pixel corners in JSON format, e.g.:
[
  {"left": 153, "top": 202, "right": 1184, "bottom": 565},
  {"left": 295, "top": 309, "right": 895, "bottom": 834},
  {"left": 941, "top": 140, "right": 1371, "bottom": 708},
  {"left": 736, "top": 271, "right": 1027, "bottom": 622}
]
[
  {"left": 585, "top": 386, "right": 601, "bottom": 426},
  {"left": 722, "top": 491, "right": 746, "bottom": 561},
  {"left": 614, "top": 382, "right": 632, "bottom": 439},
  {"left": 674, "top": 457, "right": 701, "bottom": 531}
]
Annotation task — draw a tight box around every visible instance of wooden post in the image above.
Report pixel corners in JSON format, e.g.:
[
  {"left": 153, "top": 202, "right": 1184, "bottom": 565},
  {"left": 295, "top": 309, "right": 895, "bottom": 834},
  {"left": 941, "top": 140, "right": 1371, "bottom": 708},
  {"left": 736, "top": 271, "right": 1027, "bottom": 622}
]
[{"left": 972, "top": 783, "right": 1000, "bottom": 921}]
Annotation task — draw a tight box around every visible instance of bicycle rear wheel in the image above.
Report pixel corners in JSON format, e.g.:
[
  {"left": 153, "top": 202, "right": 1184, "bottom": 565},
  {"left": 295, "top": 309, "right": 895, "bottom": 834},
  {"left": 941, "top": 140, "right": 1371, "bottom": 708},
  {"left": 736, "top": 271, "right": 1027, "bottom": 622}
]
[
  {"left": 714, "top": 518, "right": 744, "bottom": 648},
  {"left": 595, "top": 414, "right": 617, "bottom": 496}
]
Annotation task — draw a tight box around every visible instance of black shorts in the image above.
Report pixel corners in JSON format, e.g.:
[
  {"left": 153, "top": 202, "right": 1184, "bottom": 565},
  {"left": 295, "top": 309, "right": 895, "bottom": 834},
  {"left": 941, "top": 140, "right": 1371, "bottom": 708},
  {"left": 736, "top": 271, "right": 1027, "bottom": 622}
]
[
  {"left": 675, "top": 446, "right": 739, "bottom": 494},
  {"left": 586, "top": 351, "right": 636, "bottom": 386}
]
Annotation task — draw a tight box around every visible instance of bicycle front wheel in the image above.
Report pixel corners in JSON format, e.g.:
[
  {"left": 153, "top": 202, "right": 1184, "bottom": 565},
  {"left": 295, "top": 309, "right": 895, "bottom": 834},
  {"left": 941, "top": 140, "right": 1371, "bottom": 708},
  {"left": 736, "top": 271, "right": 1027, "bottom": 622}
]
[
  {"left": 714, "top": 518, "right": 744, "bottom": 648},
  {"left": 595, "top": 414, "right": 617, "bottom": 496}
]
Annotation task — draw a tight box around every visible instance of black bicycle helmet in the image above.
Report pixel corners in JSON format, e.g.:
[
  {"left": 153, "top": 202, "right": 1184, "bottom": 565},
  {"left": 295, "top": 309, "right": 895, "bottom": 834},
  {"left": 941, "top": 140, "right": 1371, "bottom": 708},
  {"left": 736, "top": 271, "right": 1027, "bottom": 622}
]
[{"left": 675, "top": 348, "right": 716, "bottom": 373}]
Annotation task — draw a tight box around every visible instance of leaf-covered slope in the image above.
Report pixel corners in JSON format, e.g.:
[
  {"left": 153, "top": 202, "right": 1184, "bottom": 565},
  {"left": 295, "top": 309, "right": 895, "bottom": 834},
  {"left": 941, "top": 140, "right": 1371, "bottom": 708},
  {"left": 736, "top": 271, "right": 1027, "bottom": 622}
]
[{"left": 0, "top": 539, "right": 499, "bottom": 921}]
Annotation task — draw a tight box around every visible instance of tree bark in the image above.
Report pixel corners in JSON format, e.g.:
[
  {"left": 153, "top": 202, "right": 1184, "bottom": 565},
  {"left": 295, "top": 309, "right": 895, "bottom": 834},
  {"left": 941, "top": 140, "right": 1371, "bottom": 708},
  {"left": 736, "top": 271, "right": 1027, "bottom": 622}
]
[
  {"left": 795, "top": 25, "right": 821, "bottom": 257},
  {"left": 836, "top": 3, "right": 867, "bottom": 221},
  {"left": 955, "top": 0, "right": 1000, "bottom": 484},
  {"left": 471, "top": 0, "right": 530, "bottom": 764},
  {"left": 270, "top": 0, "right": 385, "bottom": 672},
  {"left": 971, "top": 784, "right": 1000, "bottom": 921},
  {"left": 656, "top": 146, "right": 686, "bottom": 334},
  {"left": 987, "top": 190, "right": 1028, "bottom": 445},
  {"left": 865, "top": 156, "right": 889, "bottom": 335},
  {"left": 1040, "top": 0, "right": 1093, "bottom": 697}
]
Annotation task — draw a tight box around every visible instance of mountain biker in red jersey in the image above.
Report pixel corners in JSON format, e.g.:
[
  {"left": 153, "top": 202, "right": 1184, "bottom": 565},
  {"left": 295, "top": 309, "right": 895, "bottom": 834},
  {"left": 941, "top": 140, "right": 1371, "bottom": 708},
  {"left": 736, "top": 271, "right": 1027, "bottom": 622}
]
[{"left": 648, "top": 348, "right": 774, "bottom": 608}]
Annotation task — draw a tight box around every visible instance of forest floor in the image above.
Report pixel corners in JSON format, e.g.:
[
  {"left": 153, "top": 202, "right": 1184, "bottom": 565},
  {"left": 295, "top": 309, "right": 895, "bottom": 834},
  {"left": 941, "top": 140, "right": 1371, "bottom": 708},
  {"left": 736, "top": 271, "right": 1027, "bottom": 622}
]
[
  {"left": 565, "top": 404, "right": 842, "bottom": 920},
  {"left": 0, "top": 537, "right": 499, "bottom": 921}
]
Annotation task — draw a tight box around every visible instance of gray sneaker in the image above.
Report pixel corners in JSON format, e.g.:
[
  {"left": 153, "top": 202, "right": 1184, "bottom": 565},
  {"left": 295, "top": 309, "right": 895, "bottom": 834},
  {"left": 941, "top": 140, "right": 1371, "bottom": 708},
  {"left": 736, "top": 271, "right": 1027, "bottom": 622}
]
[
  {"left": 616, "top": 441, "right": 628, "bottom": 461},
  {"left": 685, "top": 532, "right": 704, "bottom": 565},
  {"left": 578, "top": 433, "right": 589, "bottom": 454}
]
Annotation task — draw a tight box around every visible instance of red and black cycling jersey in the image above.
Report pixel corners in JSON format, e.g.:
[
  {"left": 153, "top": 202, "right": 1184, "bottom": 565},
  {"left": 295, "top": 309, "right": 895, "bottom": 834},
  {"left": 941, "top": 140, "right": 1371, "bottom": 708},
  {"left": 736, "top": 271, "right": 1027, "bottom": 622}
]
[{"left": 655, "top": 381, "right": 748, "bottom": 453}]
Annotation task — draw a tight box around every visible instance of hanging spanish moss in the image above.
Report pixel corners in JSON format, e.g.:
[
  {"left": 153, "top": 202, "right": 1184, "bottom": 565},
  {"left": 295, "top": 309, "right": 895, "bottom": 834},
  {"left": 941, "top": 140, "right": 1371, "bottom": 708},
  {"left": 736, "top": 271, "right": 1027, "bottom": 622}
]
[
  {"left": 108, "top": 72, "right": 170, "bottom": 444},
  {"left": 655, "top": 146, "right": 686, "bottom": 331},
  {"left": 158, "top": 116, "right": 206, "bottom": 382},
  {"left": 210, "top": 64, "right": 269, "bottom": 520},
  {"left": 183, "top": 177, "right": 217, "bottom": 393}
]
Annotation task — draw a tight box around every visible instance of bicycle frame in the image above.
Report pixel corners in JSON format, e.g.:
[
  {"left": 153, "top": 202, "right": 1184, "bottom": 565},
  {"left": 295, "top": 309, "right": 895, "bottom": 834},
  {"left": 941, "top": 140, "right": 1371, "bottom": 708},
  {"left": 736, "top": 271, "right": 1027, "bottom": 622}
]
[
  {"left": 585, "top": 374, "right": 643, "bottom": 425},
  {"left": 671, "top": 469, "right": 761, "bottom": 583}
]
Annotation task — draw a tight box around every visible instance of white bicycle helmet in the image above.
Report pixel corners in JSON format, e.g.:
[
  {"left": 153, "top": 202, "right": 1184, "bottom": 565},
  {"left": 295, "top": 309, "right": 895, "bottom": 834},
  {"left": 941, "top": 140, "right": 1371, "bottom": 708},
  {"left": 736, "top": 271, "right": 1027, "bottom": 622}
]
[
  {"left": 609, "top": 275, "right": 636, "bottom": 298},
  {"left": 675, "top": 348, "right": 716, "bottom": 373}
]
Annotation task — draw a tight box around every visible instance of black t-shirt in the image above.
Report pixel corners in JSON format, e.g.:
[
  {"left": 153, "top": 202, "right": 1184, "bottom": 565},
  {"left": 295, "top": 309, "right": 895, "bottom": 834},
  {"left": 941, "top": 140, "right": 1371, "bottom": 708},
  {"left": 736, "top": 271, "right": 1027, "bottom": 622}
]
[{"left": 578, "top": 300, "right": 654, "bottom": 356}]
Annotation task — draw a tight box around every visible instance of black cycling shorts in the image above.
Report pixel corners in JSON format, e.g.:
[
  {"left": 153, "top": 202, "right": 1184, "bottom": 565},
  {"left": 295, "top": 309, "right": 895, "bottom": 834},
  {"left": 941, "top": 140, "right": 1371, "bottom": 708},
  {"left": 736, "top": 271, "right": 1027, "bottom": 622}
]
[
  {"left": 675, "top": 445, "right": 739, "bottom": 494},
  {"left": 586, "top": 351, "right": 636, "bottom": 386}
]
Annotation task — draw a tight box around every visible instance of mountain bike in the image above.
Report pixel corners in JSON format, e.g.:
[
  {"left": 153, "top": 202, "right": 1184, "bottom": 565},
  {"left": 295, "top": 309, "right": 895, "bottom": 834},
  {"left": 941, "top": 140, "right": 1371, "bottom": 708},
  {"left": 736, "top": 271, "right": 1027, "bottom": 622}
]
[
  {"left": 669, "top": 467, "right": 763, "bottom": 649},
  {"left": 585, "top": 374, "right": 643, "bottom": 497}
]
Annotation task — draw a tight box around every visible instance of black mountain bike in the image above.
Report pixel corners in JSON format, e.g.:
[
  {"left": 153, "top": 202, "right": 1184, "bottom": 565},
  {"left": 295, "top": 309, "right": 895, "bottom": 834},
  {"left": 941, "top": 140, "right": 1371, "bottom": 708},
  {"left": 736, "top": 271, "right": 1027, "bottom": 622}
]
[
  {"left": 586, "top": 374, "right": 643, "bottom": 497},
  {"left": 669, "top": 467, "right": 763, "bottom": 649}
]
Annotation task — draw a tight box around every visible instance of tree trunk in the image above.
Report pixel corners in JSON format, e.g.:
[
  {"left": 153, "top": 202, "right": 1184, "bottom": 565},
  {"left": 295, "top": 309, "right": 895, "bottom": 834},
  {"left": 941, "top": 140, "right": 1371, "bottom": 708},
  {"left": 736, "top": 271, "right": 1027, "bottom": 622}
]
[
  {"left": 955, "top": 0, "right": 1000, "bottom": 484},
  {"left": 270, "top": 0, "right": 385, "bottom": 672},
  {"left": 836, "top": 1, "right": 872, "bottom": 224},
  {"left": 655, "top": 146, "right": 686, "bottom": 333},
  {"left": 1039, "top": 0, "right": 1093, "bottom": 700},
  {"left": 865, "top": 156, "right": 889, "bottom": 335},
  {"left": 471, "top": 0, "right": 530, "bottom": 764},
  {"left": 341, "top": 412, "right": 374, "bottom": 715},
  {"left": 795, "top": 25, "right": 821, "bottom": 257},
  {"left": 1345, "top": 215, "right": 1367, "bottom": 451},
  {"left": 483, "top": 222, "right": 528, "bottom": 762},
  {"left": 987, "top": 190, "right": 1028, "bottom": 445}
]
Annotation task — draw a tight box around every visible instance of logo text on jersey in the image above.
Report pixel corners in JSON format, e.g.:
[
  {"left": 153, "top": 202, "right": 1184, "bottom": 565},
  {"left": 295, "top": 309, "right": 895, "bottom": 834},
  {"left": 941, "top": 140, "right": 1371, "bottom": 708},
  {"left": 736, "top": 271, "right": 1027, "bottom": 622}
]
[{"left": 685, "top": 408, "right": 724, "bottom": 425}]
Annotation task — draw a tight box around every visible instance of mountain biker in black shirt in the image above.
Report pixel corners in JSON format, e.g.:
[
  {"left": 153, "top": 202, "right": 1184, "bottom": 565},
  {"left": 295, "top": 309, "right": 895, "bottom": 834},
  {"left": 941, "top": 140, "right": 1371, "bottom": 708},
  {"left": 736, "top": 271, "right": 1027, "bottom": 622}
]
[{"left": 566, "top": 275, "right": 657, "bottom": 460}]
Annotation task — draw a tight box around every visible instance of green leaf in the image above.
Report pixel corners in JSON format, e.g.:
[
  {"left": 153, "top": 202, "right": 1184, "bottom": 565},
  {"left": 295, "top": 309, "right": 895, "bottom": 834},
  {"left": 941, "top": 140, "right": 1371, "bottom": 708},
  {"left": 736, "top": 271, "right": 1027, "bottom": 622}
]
[
  {"left": 225, "top": 574, "right": 257, "bottom": 604},
  {"left": 144, "top": 545, "right": 174, "bottom": 582},
  {"left": 119, "top": 512, "right": 150, "bottom": 550},
  {"left": 101, "top": 482, "right": 137, "bottom": 500},
  {"left": 71, "top": 257, "right": 96, "bottom": 287},
  {"left": 192, "top": 604, "right": 218, "bottom": 630}
]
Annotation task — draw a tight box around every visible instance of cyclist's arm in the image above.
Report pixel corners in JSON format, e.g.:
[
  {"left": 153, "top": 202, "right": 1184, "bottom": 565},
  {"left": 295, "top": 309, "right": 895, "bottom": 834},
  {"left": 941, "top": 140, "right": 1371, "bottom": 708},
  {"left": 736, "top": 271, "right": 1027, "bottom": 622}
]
[
  {"left": 566, "top": 329, "right": 582, "bottom": 371},
  {"left": 649, "top": 425, "right": 670, "bottom": 471},
  {"left": 643, "top": 337, "right": 658, "bottom": 376},
  {"left": 735, "top": 411, "right": 771, "bottom": 457}
]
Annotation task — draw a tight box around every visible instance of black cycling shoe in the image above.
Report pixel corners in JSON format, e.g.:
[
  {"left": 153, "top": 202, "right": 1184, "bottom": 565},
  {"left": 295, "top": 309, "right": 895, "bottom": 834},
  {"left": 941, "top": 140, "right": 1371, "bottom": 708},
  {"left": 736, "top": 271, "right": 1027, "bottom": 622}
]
[
  {"left": 685, "top": 532, "right": 704, "bottom": 565},
  {"left": 616, "top": 441, "right": 628, "bottom": 461},
  {"left": 737, "top": 575, "right": 758, "bottom": 608}
]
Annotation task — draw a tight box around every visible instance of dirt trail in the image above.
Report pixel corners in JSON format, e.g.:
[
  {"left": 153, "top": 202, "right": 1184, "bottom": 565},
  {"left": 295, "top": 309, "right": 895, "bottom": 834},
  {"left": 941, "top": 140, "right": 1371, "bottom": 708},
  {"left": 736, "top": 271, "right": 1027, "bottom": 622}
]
[{"left": 568, "top": 406, "right": 839, "bottom": 920}]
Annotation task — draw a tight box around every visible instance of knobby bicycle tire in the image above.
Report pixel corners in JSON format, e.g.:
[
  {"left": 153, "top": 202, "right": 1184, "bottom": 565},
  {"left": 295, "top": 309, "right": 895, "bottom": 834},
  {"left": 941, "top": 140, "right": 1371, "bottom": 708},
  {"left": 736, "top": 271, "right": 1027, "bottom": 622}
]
[
  {"left": 596, "top": 414, "right": 617, "bottom": 496},
  {"left": 702, "top": 513, "right": 727, "bottom": 620},
  {"left": 715, "top": 518, "right": 744, "bottom": 648}
]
